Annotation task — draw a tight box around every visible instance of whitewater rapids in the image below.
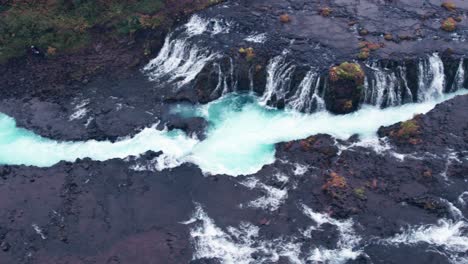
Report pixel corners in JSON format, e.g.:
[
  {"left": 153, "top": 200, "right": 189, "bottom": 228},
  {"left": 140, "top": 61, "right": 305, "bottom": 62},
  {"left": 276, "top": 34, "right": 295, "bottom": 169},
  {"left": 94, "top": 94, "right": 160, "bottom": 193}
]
[{"left": 0, "top": 89, "right": 467, "bottom": 176}]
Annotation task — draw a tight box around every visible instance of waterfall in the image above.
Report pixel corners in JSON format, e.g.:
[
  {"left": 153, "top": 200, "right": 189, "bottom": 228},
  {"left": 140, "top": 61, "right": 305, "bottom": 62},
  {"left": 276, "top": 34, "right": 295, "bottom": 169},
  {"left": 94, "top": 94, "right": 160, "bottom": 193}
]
[
  {"left": 143, "top": 15, "right": 230, "bottom": 88},
  {"left": 451, "top": 59, "right": 465, "bottom": 92},
  {"left": 287, "top": 71, "right": 325, "bottom": 112},
  {"left": 398, "top": 65, "right": 414, "bottom": 103},
  {"left": 185, "top": 14, "right": 231, "bottom": 36},
  {"left": 417, "top": 53, "right": 445, "bottom": 102},
  {"left": 362, "top": 53, "right": 454, "bottom": 108},
  {"left": 260, "top": 55, "right": 295, "bottom": 105},
  {"left": 211, "top": 58, "right": 237, "bottom": 97},
  {"left": 364, "top": 64, "right": 402, "bottom": 107},
  {"left": 248, "top": 65, "right": 254, "bottom": 91}
]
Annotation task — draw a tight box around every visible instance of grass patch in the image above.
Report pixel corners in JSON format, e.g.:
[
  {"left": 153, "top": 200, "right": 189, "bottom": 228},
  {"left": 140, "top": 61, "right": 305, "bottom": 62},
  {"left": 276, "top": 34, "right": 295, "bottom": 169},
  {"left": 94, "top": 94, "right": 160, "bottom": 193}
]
[{"left": 0, "top": 0, "right": 166, "bottom": 63}]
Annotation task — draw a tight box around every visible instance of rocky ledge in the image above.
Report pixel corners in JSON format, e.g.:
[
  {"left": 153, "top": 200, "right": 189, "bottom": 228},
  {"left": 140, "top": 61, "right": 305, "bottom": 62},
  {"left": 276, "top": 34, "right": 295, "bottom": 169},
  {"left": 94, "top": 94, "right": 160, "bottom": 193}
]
[{"left": 147, "top": 0, "right": 468, "bottom": 113}]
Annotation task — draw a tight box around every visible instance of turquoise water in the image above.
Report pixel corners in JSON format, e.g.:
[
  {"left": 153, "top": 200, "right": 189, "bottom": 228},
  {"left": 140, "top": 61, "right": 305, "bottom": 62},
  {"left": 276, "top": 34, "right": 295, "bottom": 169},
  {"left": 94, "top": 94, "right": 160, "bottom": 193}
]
[
  {"left": 0, "top": 114, "right": 197, "bottom": 167},
  {"left": 0, "top": 90, "right": 467, "bottom": 176}
]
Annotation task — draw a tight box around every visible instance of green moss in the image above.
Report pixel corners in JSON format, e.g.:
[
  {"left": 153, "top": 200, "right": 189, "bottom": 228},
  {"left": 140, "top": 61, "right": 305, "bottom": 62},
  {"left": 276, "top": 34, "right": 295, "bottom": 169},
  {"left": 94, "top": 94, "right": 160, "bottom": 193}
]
[
  {"left": 329, "top": 62, "right": 365, "bottom": 84},
  {"left": 353, "top": 187, "right": 366, "bottom": 200},
  {"left": 396, "top": 119, "right": 419, "bottom": 138},
  {"left": 357, "top": 49, "right": 370, "bottom": 60},
  {"left": 441, "top": 17, "right": 457, "bottom": 32}
]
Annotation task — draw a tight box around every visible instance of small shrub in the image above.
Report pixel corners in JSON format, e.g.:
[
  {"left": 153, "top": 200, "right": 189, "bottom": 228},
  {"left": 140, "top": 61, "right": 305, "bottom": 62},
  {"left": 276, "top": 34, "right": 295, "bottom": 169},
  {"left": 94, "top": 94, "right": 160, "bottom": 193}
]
[
  {"left": 245, "top": 47, "right": 255, "bottom": 61},
  {"left": 47, "top": 46, "right": 57, "bottom": 56},
  {"left": 368, "top": 42, "right": 382, "bottom": 51},
  {"left": 441, "top": 17, "right": 457, "bottom": 32},
  {"left": 441, "top": 2, "right": 456, "bottom": 12},
  {"left": 238, "top": 47, "right": 255, "bottom": 61},
  {"left": 423, "top": 169, "right": 433, "bottom": 178},
  {"left": 299, "top": 136, "right": 317, "bottom": 151},
  {"left": 322, "top": 172, "right": 347, "bottom": 190},
  {"left": 343, "top": 100, "right": 353, "bottom": 110},
  {"left": 396, "top": 119, "right": 419, "bottom": 138},
  {"left": 359, "top": 29, "right": 369, "bottom": 36},
  {"left": 384, "top": 33, "right": 393, "bottom": 41},
  {"left": 319, "top": 7, "right": 332, "bottom": 17},
  {"left": 353, "top": 187, "right": 367, "bottom": 200},
  {"left": 357, "top": 49, "right": 370, "bottom": 60},
  {"left": 399, "top": 35, "right": 412, "bottom": 41},
  {"left": 357, "top": 41, "right": 382, "bottom": 60},
  {"left": 279, "top": 14, "right": 291, "bottom": 23}
]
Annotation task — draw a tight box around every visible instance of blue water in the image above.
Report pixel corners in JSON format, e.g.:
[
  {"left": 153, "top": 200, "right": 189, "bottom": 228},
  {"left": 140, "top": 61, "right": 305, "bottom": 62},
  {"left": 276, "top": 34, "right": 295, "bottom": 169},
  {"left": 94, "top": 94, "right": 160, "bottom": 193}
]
[{"left": 0, "top": 90, "right": 466, "bottom": 176}]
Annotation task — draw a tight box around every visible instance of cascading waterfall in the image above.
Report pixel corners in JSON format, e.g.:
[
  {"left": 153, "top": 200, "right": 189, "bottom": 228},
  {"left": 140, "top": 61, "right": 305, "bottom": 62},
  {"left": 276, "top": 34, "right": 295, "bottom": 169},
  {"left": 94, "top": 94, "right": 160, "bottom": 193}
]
[
  {"left": 143, "top": 16, "right": 464, "bottom": 114},
  {"left": 143, "top": 15, "right": 229, "bottom": 88},
  {"left": 144, "top": 36, "right": 219, "bottom": 87},
  {"left": 451, "top": 59, "right": 465, "bottom": 92},
  {"left": 210, "top": 58, "right": 237, "bottom": 97},
  {"left": 364, "top": 63, "right": 402, "bottom": 107},
  {"left": 287, "top": 70, "right": 325, "bottom": 112},
  {"left": 223, "top": 58, "right": 237, "bottom": 95},
  {"left": 361, "top": 54, "right": 464, "bottom": 109},
  {"left": 417, "top": 53, "right": 445, "bottom": 102},
  {"left": 398, "top": 65, "right": 414, "bottom": 103},
  {"left": 263, "top": 53, "right": 463, "bottom": 113},
  {"left": 260, "top": 54, "right": 296, "bottom": 105},
  {"left": 185, "top": 14, "right": 231, "bottom": 36}
]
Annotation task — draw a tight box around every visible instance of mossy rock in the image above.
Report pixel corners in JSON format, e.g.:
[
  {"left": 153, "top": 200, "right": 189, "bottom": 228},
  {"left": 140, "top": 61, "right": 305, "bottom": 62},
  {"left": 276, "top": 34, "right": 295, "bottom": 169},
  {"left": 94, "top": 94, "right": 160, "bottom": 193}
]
[{"left": 329, "top": 62, "right": 365, "bottom": 85}]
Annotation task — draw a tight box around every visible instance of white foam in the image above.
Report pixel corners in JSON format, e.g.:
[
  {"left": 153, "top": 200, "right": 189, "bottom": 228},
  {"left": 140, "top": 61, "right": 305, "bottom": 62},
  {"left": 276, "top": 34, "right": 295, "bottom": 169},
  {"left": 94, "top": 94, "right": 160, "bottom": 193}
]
[
  {"left": 185, "top": 15, "right": 231, "bottom": 36},
  {"left": 440, "top": 198, "right": 465, "bottom": 221},
  {"left": 69, "top": 99, "right": 90, "bottom": 121},
  {"left": 382, "top": 219, "right": 468, "bottom": 264},
  {"left": 32, "top": 223, "right": 47, "bottom": 240},
  {"left": 440, "top": 150, "right": 462, "bottom": 181},
  {"left": 0, "top": 121, "right": 198, "bottom": 168},
  {"left": 240, "top": 179, "right": 288, "bottom": 211},
  {"left": 459, "top": 192, "right": 468, "bottom": 207},
  {"left": 184, "top": 203, "right": 362, "bottom": 264},
  {"left": 183, "top": 204, "right": 259, "bottom": 263},
  {"left": 293, "top": 163, "right": 309, "bottom": 176},
  {"left": 301, "top": 204, "right": 363, "bottom": 263},
  {"left": 244, "top": 33, "right": 267, "bottom": 43}
]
